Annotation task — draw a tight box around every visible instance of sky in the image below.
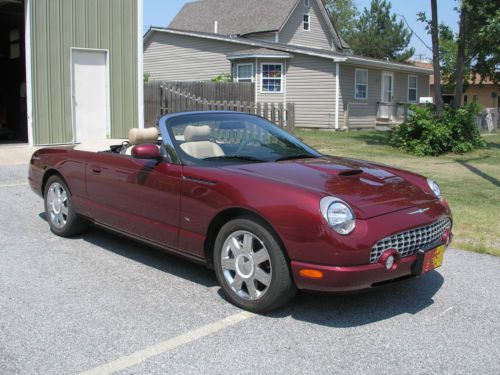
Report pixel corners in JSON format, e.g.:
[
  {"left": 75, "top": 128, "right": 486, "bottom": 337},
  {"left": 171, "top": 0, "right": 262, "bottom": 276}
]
[{"left": 143, "top": 0, "right": 460, "bottom": 60}]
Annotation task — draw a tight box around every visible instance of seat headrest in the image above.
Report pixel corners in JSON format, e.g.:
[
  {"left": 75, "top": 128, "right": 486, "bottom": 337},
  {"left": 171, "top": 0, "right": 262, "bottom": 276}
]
[
  {"left": 128, "top": 127, "right": 158, "bottom": 145},
  {"left": 184, "top": 125, "right": 211, "bottom": 142}
]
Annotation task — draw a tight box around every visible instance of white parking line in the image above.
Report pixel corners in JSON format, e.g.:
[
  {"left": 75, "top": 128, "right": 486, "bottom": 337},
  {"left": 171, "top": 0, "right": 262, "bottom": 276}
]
[
  {"left": 0, "top": 182, "right": 28, "bottom": 188},
  {"left": 79, "top": 311, "right": 255, "bottom": 375},
  {"left": 438, "top": 306, "right": 456, "bottom": 317}
]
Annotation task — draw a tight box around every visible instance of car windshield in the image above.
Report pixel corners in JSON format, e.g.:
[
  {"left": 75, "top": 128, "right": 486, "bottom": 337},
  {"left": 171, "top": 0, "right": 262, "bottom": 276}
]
[{"left": 166, "top": 113, "right": 321, "bottom": 165}]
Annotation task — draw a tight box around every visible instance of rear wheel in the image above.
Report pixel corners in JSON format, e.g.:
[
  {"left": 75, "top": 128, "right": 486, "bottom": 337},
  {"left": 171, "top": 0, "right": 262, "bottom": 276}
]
[
  {"left": 44, "top": 175, "right": 87, "bottom": 237},
  {"left": 214, "top": 218, "right": 296, "bottom": 312}
]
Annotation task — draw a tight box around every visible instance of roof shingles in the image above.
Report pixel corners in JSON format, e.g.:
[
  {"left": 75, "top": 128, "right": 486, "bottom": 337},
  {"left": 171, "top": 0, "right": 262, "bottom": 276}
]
[{"left": 168, "top": 0, "right": 298, "bottom": 36}]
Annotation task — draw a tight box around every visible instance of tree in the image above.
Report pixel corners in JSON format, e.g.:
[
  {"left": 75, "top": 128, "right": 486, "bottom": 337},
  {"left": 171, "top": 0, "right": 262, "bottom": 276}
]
[
  {"left": 467, "top": 1, "right": 500, "bottom": 83},
  {"left": 418, "top": 1, "right": 444, "bottom": 116},
  {"left": 322, "top": 0, "right": 358, "bottom": 40},
  {"left": 453, "top": 0, "right": 500, "bottom": 108},
  {"left": 438, "top": 24, "right": 471, "bottom": 94},
  {"left": 348, "top": 0, "right": 415, "bottom": 62},
  {"left": 453, "top": 0, "right": 468, "bottom": 109},
  {"left": 430, "top": 0, "right": 443, "bottom": 117}
]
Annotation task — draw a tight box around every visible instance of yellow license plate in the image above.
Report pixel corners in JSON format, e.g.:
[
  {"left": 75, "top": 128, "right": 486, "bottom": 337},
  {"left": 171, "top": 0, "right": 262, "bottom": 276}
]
[{"left": 422, "top": 245, "right": 445, "bottom": 273}]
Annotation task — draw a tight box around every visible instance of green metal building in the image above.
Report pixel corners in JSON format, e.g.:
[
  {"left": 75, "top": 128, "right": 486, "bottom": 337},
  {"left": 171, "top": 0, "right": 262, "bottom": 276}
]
[{"left": 0, "top": 0, "right": 143, "bottom": 146}]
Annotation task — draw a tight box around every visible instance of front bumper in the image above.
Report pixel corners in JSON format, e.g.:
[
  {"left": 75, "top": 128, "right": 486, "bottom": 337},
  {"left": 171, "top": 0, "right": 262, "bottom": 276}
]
[{"left": 291, "top": 253, "right": 424, "bottom": 292}]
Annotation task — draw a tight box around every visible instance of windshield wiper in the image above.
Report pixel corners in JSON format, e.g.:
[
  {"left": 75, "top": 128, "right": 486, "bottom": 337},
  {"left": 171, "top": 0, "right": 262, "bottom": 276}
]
[
  {"left": 203, "top": 155, "right": 266, "bottom": 163},
  {"left": 274, "top": 154, "right": 318, "bottom": 162}
]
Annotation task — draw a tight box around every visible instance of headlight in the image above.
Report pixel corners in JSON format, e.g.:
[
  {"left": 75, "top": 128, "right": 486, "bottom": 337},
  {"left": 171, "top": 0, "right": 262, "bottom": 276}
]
[
  {"left": 427, "top": 179, "right": 442, "bottom": 201},
  {"left": 320, "top": 197, "right": 356, "bottom": 235}
]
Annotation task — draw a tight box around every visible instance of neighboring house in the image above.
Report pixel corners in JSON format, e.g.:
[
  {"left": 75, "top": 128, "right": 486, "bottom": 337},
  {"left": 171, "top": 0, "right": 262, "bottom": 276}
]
[
  {"left": 0, "top": 0, "right": 143, "bottom": 146},
  {"left": 143, "top": 0, "right": 431, "bottom": 129},
  {"left": 415, "top": 61, "right": 499, "bottom": 110}
]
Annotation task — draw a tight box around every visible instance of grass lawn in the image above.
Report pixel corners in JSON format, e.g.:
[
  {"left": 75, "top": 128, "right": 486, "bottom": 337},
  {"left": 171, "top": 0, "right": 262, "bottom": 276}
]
[{"left": 296, "top": 129, "right": 500, "bottom": 256}]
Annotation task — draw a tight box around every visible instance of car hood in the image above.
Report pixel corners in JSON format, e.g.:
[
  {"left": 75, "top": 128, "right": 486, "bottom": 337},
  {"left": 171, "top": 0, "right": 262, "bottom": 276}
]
[{"left": 222, "top": 156, "right": 434, "bottom": 219}]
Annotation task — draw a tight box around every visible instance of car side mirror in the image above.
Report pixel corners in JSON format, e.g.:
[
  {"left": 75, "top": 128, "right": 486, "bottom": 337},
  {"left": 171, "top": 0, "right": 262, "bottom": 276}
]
[{"left": 131, "top": 144, "right": 161, "bottom": 159}]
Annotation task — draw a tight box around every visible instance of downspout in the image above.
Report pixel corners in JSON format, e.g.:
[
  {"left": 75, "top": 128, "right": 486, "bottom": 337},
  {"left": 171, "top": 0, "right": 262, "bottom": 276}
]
[
  {"left": 284, "top": 59, "right": 287, "bottom": 125},
  {"left": 255, "top": 58, "right": 258, "bottom": 106},
  {"left": 335, "top": 61, "right": 339, "bottom": 129}
]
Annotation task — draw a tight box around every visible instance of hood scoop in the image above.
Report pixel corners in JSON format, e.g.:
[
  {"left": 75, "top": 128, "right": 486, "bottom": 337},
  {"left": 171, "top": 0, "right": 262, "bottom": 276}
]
[{"left": 338, "top": 169, "right": 363, "bottom": 177}]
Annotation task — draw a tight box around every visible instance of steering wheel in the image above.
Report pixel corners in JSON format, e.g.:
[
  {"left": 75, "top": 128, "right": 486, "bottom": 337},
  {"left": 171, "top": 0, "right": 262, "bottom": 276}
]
[{"left": 236, "top": 138, "right": 264, "bottom": 153}]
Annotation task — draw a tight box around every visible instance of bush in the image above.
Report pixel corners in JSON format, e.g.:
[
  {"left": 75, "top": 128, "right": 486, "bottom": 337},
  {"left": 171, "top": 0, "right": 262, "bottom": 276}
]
[
  {"left": 390, "top": 103, "right": 485, "bottom": 156},
  {"left": 211, "top": 73, "right": 232, "bottom": 83}
]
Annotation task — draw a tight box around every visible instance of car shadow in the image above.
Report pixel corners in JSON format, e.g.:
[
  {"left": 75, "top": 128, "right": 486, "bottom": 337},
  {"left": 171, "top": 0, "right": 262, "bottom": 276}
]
[
  {"left": 39, "top": 212, "right": 444, "bottom": 327},
  {"left": 38, "top": 213, "right": 217, "bottom": 288},
  {"left": 264, "top": 271, "right": 444, "bottom": 327}
]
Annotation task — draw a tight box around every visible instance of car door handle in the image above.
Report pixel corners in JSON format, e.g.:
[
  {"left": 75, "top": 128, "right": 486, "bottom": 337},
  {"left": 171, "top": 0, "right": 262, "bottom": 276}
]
[{"left": 91, "top": 168, "right": 102, "bottom": 174}]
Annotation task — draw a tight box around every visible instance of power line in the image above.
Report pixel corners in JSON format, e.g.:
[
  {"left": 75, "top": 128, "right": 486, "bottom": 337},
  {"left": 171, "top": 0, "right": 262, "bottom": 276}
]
[{"left": 397, "top": 13, "right": 433, "bottom": 52}]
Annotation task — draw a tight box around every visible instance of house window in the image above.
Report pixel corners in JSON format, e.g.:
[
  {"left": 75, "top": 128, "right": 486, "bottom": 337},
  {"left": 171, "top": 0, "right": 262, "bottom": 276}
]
[
  {"left": 235, "top": 63, "right": 253, "bottom": 82},
  {"left": 304, "top": 0, "right": 309, "bottom": 8},
  {"left": 408, "top": 75, "right": 418, "bottom": 102},
  {"left": 355, "top": 69, "right": 368, "bottom": 100},
  {"left": 303, "top": 14, "right": 310, "bottom": 31},
  {"left": 464, "top": 95, "right": 468, "bottom": 104},
  {"left": 261, "top": 63, "right": 283, "bottom": 93}
]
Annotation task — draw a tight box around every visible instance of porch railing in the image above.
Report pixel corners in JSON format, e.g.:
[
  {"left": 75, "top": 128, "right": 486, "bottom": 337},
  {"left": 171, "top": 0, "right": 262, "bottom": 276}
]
[{"left": 345, "top": 102, "right": 415, "bottom": 129}]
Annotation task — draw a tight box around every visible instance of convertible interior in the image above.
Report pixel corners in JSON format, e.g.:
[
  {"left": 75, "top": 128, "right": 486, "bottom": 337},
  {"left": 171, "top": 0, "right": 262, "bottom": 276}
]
[{"left": 73, "top": 125, "right": 227, "bottom": 160}]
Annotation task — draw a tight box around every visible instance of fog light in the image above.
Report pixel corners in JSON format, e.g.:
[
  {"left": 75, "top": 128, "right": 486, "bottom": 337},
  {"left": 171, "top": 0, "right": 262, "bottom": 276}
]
[
  {"left": 378, "top": 249, "right": 399, "bottom": 272},
  {"left": 385, "top": 255, "right": 395, "bottom": 270}
]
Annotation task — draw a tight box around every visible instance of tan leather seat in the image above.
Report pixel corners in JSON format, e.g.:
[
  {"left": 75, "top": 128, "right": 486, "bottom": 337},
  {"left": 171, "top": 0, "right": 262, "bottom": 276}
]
[
  {"left": 125, "top": 127, "right": 159, "bottom": 155},
  {"left": 180, "top": 125, "right": 225, "bottom": 159}
]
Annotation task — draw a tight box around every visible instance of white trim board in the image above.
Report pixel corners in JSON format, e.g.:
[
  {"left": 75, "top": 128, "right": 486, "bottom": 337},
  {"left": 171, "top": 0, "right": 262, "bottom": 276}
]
[
  {"left": 260, "top": 62, "right": 284, "bottom": 94},
  {"left": 137, "top": 0, "right": 144, "bottom": 129},
  {"left": 335, "top": 62, "right": 339, "bottom": 129},
  {"left": 235, "top": 63, "right": 254, "bottom": 82},
  {"left": 24, "top": 0, "right": 33, "bottom": 146}
]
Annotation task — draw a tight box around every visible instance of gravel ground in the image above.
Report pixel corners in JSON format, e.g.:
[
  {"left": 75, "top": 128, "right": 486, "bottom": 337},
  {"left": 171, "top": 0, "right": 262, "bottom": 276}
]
[{"left": 1, "top": 164, "right": 499, "bottom": 375}]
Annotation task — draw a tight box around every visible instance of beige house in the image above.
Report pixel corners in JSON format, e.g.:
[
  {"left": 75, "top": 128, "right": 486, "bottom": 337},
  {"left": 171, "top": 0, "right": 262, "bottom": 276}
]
[
  {"left": 415, "top": 61, "right": 500, "bottom": 110},
  {"left": 143, "top": 0, "right": 431, "bottom": 130}
]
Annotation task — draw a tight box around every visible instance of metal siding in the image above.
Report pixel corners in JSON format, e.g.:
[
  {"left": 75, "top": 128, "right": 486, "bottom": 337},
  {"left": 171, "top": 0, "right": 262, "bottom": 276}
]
[
  {"left": 279, "top": 0, "right": 333, "bottom": 51},
  {"left": 339, "top": 64, "right": 430, "bottom": 128},
  {"left": 286, "top": 54, "right": 336, "bottom": 128},
  {"left": 339, "top": 64, "right": 381, "bottom": 128},
  {"left": 143, "top": 33, "right": 251, "bottom": 81},
  {"left": 30, "top": 0, "right": 138, "bottom": 144}
]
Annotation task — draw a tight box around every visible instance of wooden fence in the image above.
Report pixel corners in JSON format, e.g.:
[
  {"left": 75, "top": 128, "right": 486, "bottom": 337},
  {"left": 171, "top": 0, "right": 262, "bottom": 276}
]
[
  {"left": 144, "top": 81, "right": 295, "bottom": 132},
  {"left": 156, "top": 81, "right": 255, "bottom": 102}
]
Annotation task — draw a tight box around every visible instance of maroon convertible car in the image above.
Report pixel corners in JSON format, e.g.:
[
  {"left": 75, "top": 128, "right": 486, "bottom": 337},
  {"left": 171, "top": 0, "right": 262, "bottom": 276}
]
[{"left": 29, "top": 112, "right": 452, "bottom": 312}]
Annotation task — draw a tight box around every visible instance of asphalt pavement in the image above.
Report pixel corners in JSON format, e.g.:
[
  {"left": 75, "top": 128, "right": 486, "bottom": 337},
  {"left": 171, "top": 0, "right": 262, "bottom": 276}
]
[{"left": 1, "top": 163, "right": 499, "bottom": 374}]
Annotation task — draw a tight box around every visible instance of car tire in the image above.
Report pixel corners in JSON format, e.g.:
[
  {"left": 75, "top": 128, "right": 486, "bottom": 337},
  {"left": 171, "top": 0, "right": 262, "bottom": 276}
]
[
  {"left": 44, "top": 175, "right": 87, "bottom": 237},
  {"left": 214, "top": 218, "right": 296, "bottom": 312}
]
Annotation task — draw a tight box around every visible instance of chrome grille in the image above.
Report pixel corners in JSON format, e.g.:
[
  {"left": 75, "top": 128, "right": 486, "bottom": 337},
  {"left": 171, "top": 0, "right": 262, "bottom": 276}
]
[{"left": 370, "top": 218, "right": 451, "bottom": 263}]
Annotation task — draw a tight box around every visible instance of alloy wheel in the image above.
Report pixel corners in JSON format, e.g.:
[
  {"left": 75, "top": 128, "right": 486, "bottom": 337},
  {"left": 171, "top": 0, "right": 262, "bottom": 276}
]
[
  {"left": 220, "top": 230, "right": 272, "bottom": 300},
  {"left": 46, "top": 182, "right": 69, "bottom": 229}
]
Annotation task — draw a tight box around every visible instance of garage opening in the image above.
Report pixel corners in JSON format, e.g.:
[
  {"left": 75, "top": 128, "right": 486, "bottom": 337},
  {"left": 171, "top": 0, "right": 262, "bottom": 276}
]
[{"left": 0, "top": 0, "right": 27, "bottom": 144}]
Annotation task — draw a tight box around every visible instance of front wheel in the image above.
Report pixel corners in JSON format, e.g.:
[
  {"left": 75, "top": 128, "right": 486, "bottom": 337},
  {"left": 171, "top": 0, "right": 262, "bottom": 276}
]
[
  {"left": 44, "top": 175, "right": 87, "bottom": 237},
  {"left": 214, "top": 218, "right": 296, "bottom": 312}
]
